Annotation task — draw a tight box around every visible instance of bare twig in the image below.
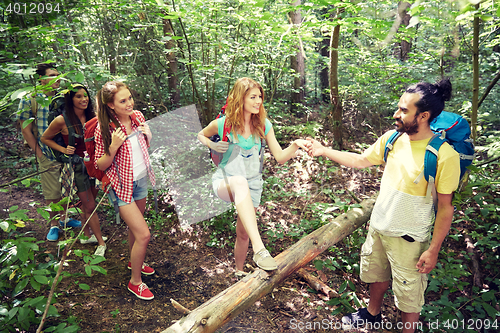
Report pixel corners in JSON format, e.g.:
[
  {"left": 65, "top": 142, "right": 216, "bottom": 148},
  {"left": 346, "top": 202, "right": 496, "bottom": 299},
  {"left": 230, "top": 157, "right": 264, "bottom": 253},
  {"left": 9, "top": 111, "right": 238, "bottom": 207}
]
[
  {"left": 297, "top": 268, "right": 339, "bottom": 298},
  {"left": 171, "top": 299, "right": 192, "bottom": 315},
  {"left": 0, "top": 164, "right": 59, "bottom": 188},
  {"left": 35, "top": 249, "right": 69, "bottom": 333},
  {"left": 36, "top": 187, "right": 110, "bottom": 333},
  {"left": 0, "top": 146, "right": 19, "bottom": 156},
  {"left": 475, "top": 155, "right": 500, "bottom": 167},
  {"left": 346, "top": 189, "right": 361, "bottom": 203},
  {"left": 463, "top": 229, "right": 482, "bottom": 288}
]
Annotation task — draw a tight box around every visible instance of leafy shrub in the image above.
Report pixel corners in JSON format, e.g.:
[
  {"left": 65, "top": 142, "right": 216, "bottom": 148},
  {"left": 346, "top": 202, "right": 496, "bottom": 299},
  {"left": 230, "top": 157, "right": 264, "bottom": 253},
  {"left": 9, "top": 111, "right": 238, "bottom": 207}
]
[{"left": 0, "top": 204, "right": 106, "bottom": 332}]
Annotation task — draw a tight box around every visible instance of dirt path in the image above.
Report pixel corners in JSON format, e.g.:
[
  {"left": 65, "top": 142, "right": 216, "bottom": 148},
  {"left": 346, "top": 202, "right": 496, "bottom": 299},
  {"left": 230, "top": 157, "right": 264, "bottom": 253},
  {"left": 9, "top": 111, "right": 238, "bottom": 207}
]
[{"left": 0, "top": 126, "right": 389, "bottom": 333}]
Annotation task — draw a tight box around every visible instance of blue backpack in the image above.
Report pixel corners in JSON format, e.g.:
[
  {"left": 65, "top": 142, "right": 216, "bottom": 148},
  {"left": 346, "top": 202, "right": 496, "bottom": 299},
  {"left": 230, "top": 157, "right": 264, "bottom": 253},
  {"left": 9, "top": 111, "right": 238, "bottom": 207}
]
[{"left": 384, "top": 111, "right": 475, "bottom": 204}]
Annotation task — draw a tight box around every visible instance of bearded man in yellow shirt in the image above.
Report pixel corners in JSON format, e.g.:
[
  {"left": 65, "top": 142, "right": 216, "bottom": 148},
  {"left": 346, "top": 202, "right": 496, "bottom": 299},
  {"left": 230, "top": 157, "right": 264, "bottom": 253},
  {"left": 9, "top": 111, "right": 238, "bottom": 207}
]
[{"left": 307, "top": 78, "right": 460, "bottom": 333}]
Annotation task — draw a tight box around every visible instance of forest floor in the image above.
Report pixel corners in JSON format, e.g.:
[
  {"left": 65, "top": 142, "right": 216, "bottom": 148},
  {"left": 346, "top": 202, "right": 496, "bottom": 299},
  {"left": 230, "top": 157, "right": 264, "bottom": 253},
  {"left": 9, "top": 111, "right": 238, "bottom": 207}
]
[{"left": 0, "top": 108, "right": 443, "bottom": 333}]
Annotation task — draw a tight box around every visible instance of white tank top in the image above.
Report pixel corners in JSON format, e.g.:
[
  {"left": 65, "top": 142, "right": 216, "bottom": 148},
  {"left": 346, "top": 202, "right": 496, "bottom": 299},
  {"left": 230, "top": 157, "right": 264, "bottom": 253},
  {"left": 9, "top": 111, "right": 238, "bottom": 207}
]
[{"left": 128, "top": 130, "right": 147, "bottom": 181}]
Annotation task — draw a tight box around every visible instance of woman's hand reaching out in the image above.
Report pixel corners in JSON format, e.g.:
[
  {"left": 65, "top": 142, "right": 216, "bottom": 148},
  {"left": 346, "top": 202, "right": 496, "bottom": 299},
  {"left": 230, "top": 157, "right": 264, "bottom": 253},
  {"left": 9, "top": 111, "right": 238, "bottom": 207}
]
[{"left": 306, "top": 138, "right": 326, "bottom": 157}]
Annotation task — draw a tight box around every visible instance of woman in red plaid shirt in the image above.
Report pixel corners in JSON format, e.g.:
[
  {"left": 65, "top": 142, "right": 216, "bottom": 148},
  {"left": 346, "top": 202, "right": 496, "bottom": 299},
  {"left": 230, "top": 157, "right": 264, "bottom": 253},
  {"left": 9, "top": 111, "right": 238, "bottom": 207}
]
[{"left": 95, "top": 81, "right": 156, "bottom": 300}]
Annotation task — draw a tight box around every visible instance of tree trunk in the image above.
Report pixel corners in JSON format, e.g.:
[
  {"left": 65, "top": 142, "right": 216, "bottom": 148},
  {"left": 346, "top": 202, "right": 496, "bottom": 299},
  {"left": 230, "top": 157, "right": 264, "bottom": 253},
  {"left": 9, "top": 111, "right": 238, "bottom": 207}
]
[
  {"left": 397, "top": 2, "right": 411, "bottom": 61},
  {"left": 329, "top": 16, "right": 343, "bottom": 149},
  {"left": 97, "top": 6, "right": 117, "bottom": 75},
  {"left": 163, "top": 17, "right": 181, "bottom": 107},
  {"left": 66, "top": 10, "right": 98, "bottom": 89},
  {"left": 289, "top": 0, "right": 305, "bottom": 116},
  {"left": 463, "top": 230, "right": 482, "bottom": 288},
  {"left": 319, "top": 34, "right": 330, "bottom": 103},
  {"left": 471, "top": 4, "right": 479, "bottom": 143},
  {"left": 162, "top": 195, "right": 377, "bottom": 333}
]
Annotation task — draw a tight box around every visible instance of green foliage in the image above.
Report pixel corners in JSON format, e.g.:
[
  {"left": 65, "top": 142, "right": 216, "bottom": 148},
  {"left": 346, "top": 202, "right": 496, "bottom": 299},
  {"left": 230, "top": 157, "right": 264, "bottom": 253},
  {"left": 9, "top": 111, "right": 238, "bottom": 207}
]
[
  {"left": 0, "top": 0, "right": 499, "bottom": 135},
  {"left": 145, "top": 203, "right": 177, "bottom": 232},
  {"left": 0, "top": 210, "right": 61, "bottom": 330},
  {"left": 419, "top": 162, "right": 500, "bottom": 331},
  {"left": 0, "top": 0, "right": 499, "bottom": 329},
  {"left": 0, "top": 204, "right": 106, "bottom": 332},
  {"left": 273, "top": 121, "right": 323, "bottom": 142},
  {"left": 109, "top": 308, "right": 121, "bottom": 333},
  {"left": 202, "top": 208, "right": 236, "bottom": 249},
  {"left": 326, "top": 280, "right": 364, "bottom": 316}
]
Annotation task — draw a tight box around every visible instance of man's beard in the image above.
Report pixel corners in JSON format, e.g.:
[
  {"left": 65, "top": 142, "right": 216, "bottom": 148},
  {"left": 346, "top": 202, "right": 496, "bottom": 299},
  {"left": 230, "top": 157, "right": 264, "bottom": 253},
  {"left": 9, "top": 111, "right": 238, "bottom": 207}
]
[{"left": 395, "top": 117, "right": 419, "bottom": 135}]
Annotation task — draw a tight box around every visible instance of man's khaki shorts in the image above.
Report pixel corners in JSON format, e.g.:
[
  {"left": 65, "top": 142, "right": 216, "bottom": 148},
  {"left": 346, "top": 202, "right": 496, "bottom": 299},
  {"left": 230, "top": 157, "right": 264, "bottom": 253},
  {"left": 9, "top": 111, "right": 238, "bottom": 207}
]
[
  {"left": 37, "top": 154, "right": 62, "bottom": 201},
  {"left": 360, "top": 226, "right": 429, "bottom": 313}
]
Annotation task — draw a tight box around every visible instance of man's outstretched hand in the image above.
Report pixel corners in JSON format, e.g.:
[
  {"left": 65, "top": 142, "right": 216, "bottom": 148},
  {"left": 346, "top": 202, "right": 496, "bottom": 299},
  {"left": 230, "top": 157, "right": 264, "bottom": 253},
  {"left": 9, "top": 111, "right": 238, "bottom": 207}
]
[{"left": 306, "top": 138, "right": 325, "bottom": 157}]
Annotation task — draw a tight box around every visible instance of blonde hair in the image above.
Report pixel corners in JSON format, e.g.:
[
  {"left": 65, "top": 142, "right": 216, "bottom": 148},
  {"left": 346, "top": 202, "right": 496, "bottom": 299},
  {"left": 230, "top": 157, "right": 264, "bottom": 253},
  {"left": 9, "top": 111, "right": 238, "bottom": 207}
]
[
  {"left": 96, "top": 81, "right": 129, "bottom": 155},
  {"left": 225, "top": 77, "right": 267, "bottom": 139}
]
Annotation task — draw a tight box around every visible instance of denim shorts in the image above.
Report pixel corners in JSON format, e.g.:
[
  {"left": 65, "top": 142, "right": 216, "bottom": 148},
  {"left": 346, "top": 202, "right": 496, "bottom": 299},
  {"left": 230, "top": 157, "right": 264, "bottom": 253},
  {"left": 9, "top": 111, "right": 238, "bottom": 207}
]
[
  {"left": 108, "top": 176, "right": 148, "bottom": 207},
  {"left": 212, "top": 175, "right": 263, "bottom": 208}
]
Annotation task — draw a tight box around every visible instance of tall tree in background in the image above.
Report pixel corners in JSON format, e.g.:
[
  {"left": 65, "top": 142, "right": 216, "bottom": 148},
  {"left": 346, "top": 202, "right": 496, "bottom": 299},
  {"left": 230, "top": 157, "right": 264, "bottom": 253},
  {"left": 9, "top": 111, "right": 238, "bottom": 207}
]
[
  {"left": 471, "top": 3, "right": 479, "bottom": 143},
  {"left": 163, "top": 17, "right": 180, "bottom": 108},
  {"left": 396, "top": 2, "right": 411, "bottom": 61},
  {"left": 329, "top": 9, "right": 342, "bottom": 149},
  {"left": 319, "top": 26, "right": 330, "bottom": 103},
  {"left": 96, "top": 10, "right": 118, "bottom": 74},
  {"left": 289, "top": 0, "right": 305, "bottom": 115}
]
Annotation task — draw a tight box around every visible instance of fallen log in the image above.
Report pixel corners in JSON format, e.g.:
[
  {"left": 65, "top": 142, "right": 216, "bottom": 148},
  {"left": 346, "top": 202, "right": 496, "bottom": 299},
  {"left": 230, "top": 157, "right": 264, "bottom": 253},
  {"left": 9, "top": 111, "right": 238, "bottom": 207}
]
[
  {"left": 297, "top": 268, "right": 339, "bottom": 298},
  {"left": 162, "top": 195, "right": 376, "bottom": 333}
]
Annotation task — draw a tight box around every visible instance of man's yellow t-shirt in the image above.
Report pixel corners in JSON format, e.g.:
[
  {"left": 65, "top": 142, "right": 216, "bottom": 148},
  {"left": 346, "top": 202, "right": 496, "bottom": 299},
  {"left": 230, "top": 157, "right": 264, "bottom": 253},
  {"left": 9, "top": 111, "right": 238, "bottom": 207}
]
[{"left": 362, "top": 130, "right": 460, "bottom": 242}]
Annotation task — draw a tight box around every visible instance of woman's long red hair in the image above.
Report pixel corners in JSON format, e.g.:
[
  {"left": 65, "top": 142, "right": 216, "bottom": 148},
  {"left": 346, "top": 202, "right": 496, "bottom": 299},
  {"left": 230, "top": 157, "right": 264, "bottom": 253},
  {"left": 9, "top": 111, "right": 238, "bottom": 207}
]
[{"left": 224, "top": 77, "right": 267, "bottom": 140}]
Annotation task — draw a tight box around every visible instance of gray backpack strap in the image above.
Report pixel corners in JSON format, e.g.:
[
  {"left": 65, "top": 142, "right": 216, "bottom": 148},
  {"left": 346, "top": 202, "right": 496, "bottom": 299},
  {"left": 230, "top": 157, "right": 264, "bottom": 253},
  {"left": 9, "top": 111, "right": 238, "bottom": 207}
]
[
  {"left": 259, "top": 138, "right": 266, "bottom": 174},
  {"left": 62, "top": 112, "right": 76, "bottom": 147}
]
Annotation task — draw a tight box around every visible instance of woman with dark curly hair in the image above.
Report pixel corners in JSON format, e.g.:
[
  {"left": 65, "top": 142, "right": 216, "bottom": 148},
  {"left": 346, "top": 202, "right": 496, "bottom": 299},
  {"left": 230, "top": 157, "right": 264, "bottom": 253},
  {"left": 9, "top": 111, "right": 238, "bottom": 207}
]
[{"left": 42, "top": 82, "right": 107, "bottom": 257}]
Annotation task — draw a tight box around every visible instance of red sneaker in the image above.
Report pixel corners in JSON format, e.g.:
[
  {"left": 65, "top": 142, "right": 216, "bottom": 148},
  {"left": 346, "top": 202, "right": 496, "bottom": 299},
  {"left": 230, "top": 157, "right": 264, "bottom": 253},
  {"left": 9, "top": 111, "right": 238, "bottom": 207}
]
[
  {"left": 127, "top": 282, "right": 154, "bottom": 300},
  {"left": 128, "top": 261, "right": 155, "bottom": 275}
]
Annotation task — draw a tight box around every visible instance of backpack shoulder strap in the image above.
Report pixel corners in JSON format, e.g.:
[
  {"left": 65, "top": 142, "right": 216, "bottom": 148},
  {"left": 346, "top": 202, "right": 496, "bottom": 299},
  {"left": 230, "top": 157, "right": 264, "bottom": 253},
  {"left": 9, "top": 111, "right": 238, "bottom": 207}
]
[
  {"left": 62, "top": 112, "right": 76, "bottom": 147},
  {"left": 30, "top": 95, "right": 38, "bottom": 139},
  {"left": 423, "top": 133, "right": 446, "bottom": 183},
  {"left": 130, "top": 111, "right": 149, "bottom": 145},
  {"left": 383, "top": 131, "right": 402, "bottom": 163},
  {"left": 221, "top": 117, "right": 231, "bottom": 142},
  {"left": 84, "top": 117, "right": 99, "bottom": 142},
  {"left": 259, "top": 124, "right": 267, "bottom": 174},
  {"left": 414, "top": 133, "right": 446, "bottom": 205},
  {"left": 130, "top": 111, "right": 141, "bottom": 125},
  {"left": 260, "top": 123, "right": 267, "bottom": 148}
]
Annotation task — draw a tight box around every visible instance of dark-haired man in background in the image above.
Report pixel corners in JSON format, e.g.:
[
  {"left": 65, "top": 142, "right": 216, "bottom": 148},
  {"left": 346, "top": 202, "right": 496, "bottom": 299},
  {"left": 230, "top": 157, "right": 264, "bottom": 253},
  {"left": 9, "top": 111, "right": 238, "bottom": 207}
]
[
  {"left": 307, "top": 79, "right": 460, "bottom": 332},
  {"left": 17, "top": 63, "right": 81, "bottom": 241}
]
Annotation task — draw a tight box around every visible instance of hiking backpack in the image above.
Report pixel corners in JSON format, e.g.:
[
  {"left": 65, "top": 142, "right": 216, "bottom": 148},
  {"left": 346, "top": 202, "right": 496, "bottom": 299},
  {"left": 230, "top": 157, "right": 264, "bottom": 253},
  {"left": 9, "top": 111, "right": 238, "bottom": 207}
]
[
  {"left": 82, "top": 117, "right": 111, "bottom": 190},
  {"left": 83, "top": 112, "right": 144, "bottom": 191},
  {"left": 47, "top": 93, "right": 82, "bottom": 164},
  {"left": 209, "top": 101, "right": 267, "bottom": 172},
  {"left": 383, "top": 111, "right": 475, "bottom": 204},
  {"left": 209, "top": 102, "right": 229, "bottom": 166},
  {"left": 83, "top": 111, "right": 157, "bottom": 222}
]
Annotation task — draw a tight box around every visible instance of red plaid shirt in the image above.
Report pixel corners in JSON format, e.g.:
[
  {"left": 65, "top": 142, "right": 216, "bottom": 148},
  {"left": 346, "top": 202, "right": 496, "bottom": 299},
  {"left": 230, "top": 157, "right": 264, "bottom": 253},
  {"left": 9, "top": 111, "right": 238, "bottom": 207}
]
[{"left": 94, "top": 110, "right": 156, "bottom": 203}]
